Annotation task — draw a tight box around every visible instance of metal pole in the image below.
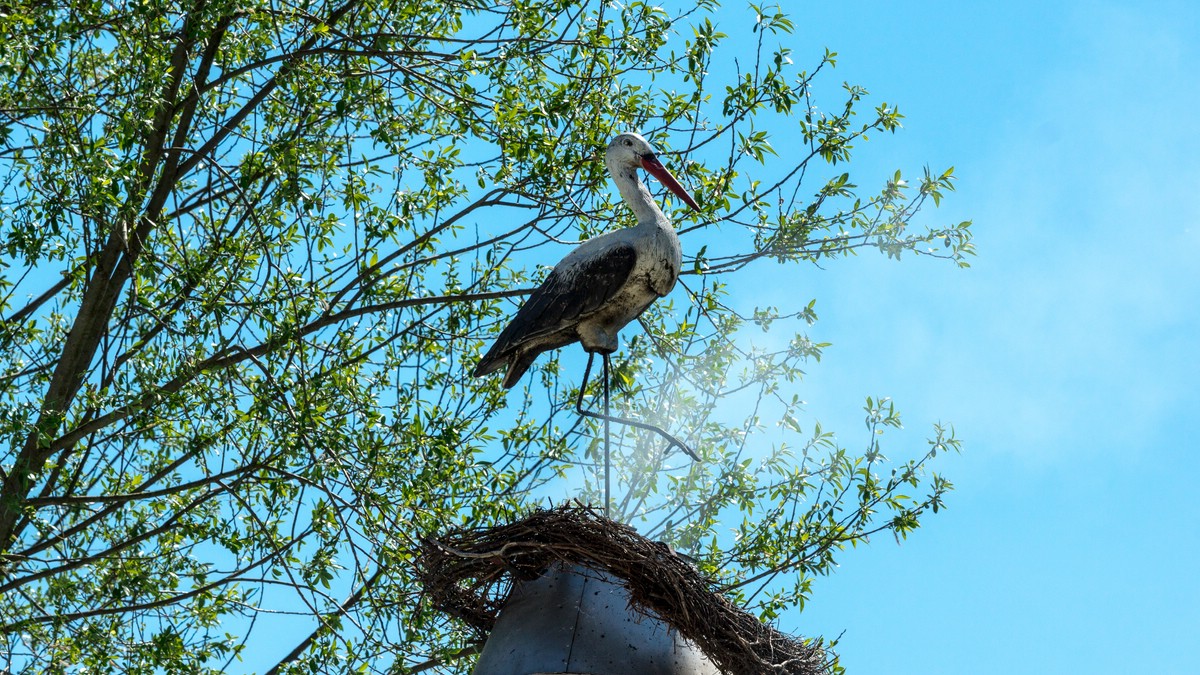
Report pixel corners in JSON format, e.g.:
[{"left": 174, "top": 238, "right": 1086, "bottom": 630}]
[{"left": 603, "top": 354, "right": 611, "bottom": 518}]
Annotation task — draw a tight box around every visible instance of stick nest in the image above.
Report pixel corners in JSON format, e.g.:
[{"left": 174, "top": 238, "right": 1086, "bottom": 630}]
[{"left": 416, "top": 504, "right": 829, "bottom": 675}]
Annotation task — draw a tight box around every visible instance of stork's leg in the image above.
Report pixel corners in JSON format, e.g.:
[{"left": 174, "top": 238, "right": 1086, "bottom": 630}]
[{"left": 575, "top": 352, "right": 701, "bottom": 470}]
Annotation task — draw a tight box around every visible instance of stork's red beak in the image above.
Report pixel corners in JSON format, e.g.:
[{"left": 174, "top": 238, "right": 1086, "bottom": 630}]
[{"left": 640, "top": 153, "right": 700, "bottom": 211}]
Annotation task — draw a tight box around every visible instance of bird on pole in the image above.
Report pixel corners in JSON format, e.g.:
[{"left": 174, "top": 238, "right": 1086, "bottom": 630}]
[{"left": 472, "top": 132, "right": 702, "bottom": 473}]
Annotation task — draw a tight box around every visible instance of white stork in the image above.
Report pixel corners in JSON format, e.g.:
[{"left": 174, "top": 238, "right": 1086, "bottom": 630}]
[
  {"left": 472, "top": 133, "right": 701, "bottom": 470},
  {"left": 473, "top": 132, "right": 698, "bottom": 385}
]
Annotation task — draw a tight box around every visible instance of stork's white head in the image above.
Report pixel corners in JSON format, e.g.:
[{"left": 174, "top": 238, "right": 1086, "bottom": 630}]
[
  {"left": 605, "top": 133, "right": 700, "bottom": 211},
  {"left": 605, "top": 132, "right": 657, "bottom": 170}
]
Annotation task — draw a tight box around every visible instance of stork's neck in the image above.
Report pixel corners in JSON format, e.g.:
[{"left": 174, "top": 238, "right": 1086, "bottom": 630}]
[{"left": 610, "top": 163, "right": 670, "bottom": 228}]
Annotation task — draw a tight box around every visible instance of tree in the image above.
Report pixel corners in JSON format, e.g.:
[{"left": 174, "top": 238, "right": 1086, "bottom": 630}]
[{"left": 0, "top": 0, "right": 971, "bottom": 672}]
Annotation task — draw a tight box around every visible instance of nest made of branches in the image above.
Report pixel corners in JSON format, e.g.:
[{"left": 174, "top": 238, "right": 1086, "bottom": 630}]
[{"left": 415, "top": 504, "right": 829, "bottom": 675}]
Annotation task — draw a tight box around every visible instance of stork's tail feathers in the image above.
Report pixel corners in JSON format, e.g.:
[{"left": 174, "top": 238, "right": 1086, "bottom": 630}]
[
  {"left": 472, "top": 350, "right": 537, "bottom": 390},
  {"left": 500, "top": 353, "right": 537, "bottom": 389},
  {"left": 471, "top": 354, "right": 505, "bottom": 379}
]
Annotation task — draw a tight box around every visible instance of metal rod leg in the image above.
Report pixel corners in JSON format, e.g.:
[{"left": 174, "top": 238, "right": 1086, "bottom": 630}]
[{"left": 574, "top": 352, "right": 700, "bottom": 464}]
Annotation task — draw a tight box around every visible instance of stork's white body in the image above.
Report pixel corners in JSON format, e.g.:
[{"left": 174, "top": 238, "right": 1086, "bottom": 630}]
[
  {"left": 554, "top": 212, "right": 681, "bottom": 353},
  {"left": 473, "top": 133, "right": 697, "bottom": 388}
]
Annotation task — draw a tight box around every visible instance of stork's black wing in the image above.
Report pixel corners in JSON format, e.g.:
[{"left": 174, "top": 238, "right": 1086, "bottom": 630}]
[{"left": 473, "top": 243, "right": 637, "bottom": 377}]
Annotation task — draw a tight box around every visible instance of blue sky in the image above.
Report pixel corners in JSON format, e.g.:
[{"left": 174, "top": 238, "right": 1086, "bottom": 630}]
[
  {"left": 168, "top": 2, "right": 1197, "bottom": 672},
  {"left": 746, "top": 2, "right": 1200, "bottom": 673}
]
